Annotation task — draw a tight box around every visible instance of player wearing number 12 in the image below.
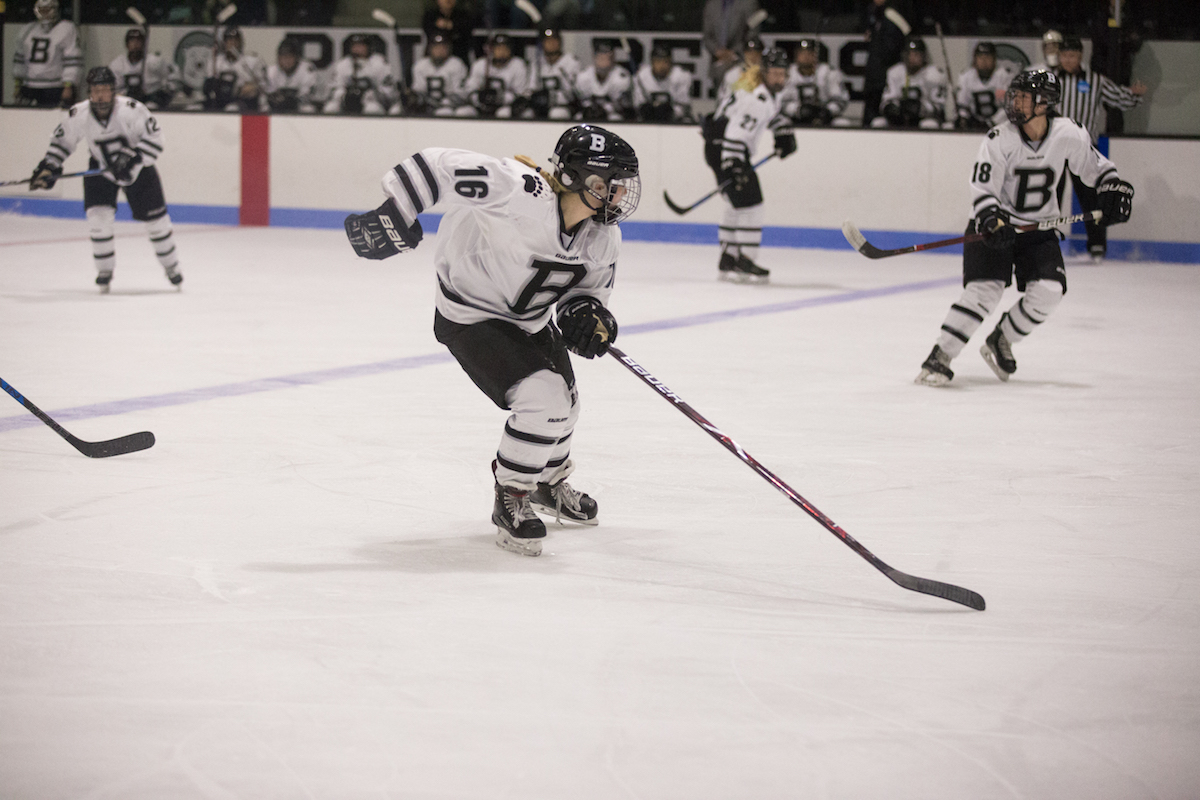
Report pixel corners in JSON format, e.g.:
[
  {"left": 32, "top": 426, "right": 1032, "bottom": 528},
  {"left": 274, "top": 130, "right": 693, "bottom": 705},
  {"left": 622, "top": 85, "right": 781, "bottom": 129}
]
[
  {"left": 344, "top": 125, "right": 641, "bottom": 557},
  {"left": 915, "top": 69, "right": 1133, "bottom": 386},
  {"left": 29, "top": 66, "right": 182, "bottom": 292}
]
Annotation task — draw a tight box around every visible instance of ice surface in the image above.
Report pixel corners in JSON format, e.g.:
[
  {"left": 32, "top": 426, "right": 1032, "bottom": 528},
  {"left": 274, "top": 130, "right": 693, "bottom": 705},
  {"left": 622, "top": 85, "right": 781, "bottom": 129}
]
[{"left": 1, "top": 213, "right": 1198, "bottom": 799}]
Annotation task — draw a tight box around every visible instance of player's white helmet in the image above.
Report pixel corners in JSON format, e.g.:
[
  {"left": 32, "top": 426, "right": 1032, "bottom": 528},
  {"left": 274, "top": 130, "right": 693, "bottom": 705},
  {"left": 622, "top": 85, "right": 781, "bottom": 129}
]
[
  {"left": 549, "top": 125, "right": 641, "bottom": 226},
  {"left": 34, "top": 0, "right": 59, "bottom": 24}
]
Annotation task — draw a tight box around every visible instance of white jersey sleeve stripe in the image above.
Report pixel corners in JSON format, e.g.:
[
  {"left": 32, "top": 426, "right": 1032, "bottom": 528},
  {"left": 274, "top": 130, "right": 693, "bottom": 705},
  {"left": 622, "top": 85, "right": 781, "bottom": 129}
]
[
  {"left": 392, "top": 163, "right": 427, "bottom": 215},
  {"left": 411, "top": 152, "right": 440, "bottom": 204}
]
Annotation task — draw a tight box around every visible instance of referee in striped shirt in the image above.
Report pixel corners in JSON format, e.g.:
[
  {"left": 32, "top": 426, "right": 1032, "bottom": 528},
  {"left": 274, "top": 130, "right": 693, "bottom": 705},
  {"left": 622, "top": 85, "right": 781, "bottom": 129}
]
[{"left": 1056, "top": 36, "right": 1147, "bottom": 259}]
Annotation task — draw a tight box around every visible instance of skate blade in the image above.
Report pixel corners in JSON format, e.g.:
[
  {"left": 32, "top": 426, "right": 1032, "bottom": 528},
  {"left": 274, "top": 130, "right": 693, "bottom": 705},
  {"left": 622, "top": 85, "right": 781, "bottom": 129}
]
[
  {"left": 496, "top": 528, "right": 543, "bottom": 556},
  {"left": 914, "top": 368, "right": 951, "bottom": 387},
  {"left": 530, "top": 502, "right": 600, "bottom": 526},
  {"left": 979, "top": 347, "right": 1013, "bottom": 382}
]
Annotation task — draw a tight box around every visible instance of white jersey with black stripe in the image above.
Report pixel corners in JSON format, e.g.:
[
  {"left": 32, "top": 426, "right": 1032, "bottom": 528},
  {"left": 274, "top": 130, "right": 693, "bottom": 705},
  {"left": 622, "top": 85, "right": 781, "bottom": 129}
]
[
  {"left": 109, "top": 52, "right": 178, "bottom": 98},
  {"left": 411, "top": 55, "right": 469, "bottom": 108},
  {"left": 713, "top": 83, "right": 789, "bottom": 161},
  {"left": 527, "top": 52, "right": 581, "bottom": 109},
  {"left": 13, "top": 19, "right": 83, "bottom": 87},
  {"left": 382, "top": 148, "right": 620, "bottom": 333},
  {"left": 969, "top": 116, "right": 1119, "bottom": 226},
  {"left": 955, "top": 66, "right": 1013, "bottom": 127},
  {"left": 42, "top": 97, "right": 165, "bottom": 186}
]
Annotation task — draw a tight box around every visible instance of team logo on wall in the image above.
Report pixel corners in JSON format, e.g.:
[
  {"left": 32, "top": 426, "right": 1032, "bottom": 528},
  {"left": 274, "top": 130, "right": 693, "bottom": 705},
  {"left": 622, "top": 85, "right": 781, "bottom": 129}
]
[
  {"left": 995, "top": 43, "right": 1030, "bottom": 73},
  {"left": 174, "top": 31, "right": 216, "bottom": 95}
]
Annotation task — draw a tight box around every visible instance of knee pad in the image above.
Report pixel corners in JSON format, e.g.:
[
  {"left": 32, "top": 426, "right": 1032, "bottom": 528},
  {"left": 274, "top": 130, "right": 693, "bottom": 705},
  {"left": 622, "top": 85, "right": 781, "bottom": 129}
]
[
  {"left": 86, "top": 205, "right": 116, "bottom": 237},
  {"left": 506, "top": 369, "right": 576, "bottom": 438},
  {"left": 962, "top": 279, "right": 1005, "bottom": 317}
]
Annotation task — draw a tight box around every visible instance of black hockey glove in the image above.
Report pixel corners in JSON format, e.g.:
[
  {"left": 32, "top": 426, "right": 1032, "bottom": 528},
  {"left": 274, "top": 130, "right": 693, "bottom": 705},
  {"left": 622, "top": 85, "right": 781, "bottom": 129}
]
[
  {"left": 774, "top": 130, "right": 797, "bottom": 160},
  {"left": 720, "top": 158, "right": 751, "bottom": 192},
  {"left": 109, "top": 151, "right": 142, "bottom": 184},
  {"left": 29, "top": 159, "right": 62, "bottom": 191},
  {"left": 1097, "top": 179, "right": 1134, "bottom": 225},
  {"left": 557, "top": 296, "right": 618, "bottom": 359},
  {"left": 977, "top": 206, "right": 1015, "bottom": 250},
  {"left": 344, "top": 198, "right": 424, "bottom": 260}
]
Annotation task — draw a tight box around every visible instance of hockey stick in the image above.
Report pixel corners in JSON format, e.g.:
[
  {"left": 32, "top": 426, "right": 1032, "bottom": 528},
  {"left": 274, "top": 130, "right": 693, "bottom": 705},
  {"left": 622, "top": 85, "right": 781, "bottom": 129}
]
[
  {"left": 126, "top": 6, "right": 148, "bottom": 93},
  {"left": 0, "top": 168, "right": 103, "bottom": 188},
  {"left": 663, "top": 154, "right": 775, "bottom": 216},
  {"left": 1, "top": 377, "right": 155, "bottom": 458},
  {"left": 842, "top": 210, "right": 1103, "bottom": 259},
  {"left": 371, "top": 8, "right": 408, "bottom": 107},
  {"left": 607, "top": 347, "right": 986, "bottom": 611},
  {"left": 210, "top": 3, "right": 238, "bottom": 78},
  {"left": 934, "top": 22, "right": 958, "bottom": 124},
  {"left": 514, "top": 0, "right": 543, "bottom": 24}
]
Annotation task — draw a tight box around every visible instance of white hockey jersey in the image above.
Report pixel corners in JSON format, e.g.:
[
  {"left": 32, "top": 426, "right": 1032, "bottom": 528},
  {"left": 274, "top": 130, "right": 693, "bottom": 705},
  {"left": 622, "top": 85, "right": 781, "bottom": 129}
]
[
  {"left": 526, "top": 52, "right": 581, "bottom": 110},
  {"left": 713, "top": 82, "right": 789, "bottom": 162},
  {"left": 955, "top": 66, "right": 1014, "bottom": 128},
  {"left": 264, "top": 60, "right": 320, "bottom": 112},
  {"left": 411, "top": 55, "right": 468, "bottom": 110},
  {"left": 42, "top": 96, "right": 165, "bottom": 187},
  {"left": 970, "top": 117, "right": 1119, "bottom": 226},
  {"left": 462, "top": 56, "right": 528, "bottom": 108},
  {"left": 108, "top": 52, "right": 177, "bottom": 100},
  {"left": 632, "top": 64, "right": 692, "bottom": 120},
  {"left": 13, "top": 19, "right": 83, "bottom": 88},
  {"left": 206, "top": 50, "right": 269, "bottom": 98},
  {"left": 574, "top": 65, "right": 631, "bottom": 119},
  {"left": 882, "top": 61, "right": 948, "bottom": 119},
  {"left": 381, "top": 148, "right": 620, "bottom": 334},
  {"left": 324, "top": 54, "right": 398, "bottom": 112},
  {"left": 783, "top": 62, "right": 849, "bottom": 117}
]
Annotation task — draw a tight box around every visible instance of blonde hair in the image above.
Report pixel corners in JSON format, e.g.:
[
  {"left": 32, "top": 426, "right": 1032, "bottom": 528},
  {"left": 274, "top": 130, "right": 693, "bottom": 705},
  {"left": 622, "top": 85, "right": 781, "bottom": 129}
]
[{"left": 732, "top": 64, "right": 763, "bottom": 94}]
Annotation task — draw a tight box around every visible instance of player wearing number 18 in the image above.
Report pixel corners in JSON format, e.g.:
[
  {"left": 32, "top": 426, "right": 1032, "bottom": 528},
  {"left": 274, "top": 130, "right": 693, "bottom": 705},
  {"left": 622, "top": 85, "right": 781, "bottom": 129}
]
[
  {"left": 29, "top": 66, "right": 182, "bottom": 292},
  {"left": 344, "top": 125, "right": 640, "bottom": 556},
  {"left": 915, "top": 68, "right": 1133, "bottom": 386}
]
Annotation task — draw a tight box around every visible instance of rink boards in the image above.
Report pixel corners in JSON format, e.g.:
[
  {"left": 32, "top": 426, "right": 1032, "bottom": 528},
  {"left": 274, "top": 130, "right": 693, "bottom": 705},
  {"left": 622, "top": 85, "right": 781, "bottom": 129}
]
[{"left": 1, "top": 108, "right": 1197, "bottom": 262}]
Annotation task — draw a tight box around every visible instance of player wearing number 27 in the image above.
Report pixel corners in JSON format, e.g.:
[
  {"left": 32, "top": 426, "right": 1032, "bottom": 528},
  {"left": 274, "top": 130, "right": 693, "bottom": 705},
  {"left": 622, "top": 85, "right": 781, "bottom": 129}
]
[
  {"left": 344, "top": 125, "right": 641, "bottom": 556},
  {"left": 29, "top": 66, "right": 182, "bottom": 292},
  {"left": 915, "top": 68, "right": 1133, "bottom": 386}
]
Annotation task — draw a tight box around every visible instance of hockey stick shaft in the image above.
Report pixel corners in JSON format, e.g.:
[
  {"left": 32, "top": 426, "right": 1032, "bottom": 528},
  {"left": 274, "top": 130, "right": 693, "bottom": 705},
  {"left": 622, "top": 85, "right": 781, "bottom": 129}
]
[
  {"left": 0, "top": 168, "right": 104, "bottom": 188},
  {"left": 606, "top": 347, "right": 985, "bottom": 610},
  {"left": 663, "top": 154, "right": 774, "bottom": 216},
  {"left": 843, "top": 210, "right": 1102, "bottom": 259},
  {"left": 1, "top": 377, "right": 155, "bottom": 458}
]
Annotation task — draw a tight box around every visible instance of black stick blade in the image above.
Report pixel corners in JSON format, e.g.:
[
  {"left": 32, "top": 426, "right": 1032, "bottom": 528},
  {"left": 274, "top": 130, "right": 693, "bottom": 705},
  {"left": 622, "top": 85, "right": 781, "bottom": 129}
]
[
  {"left": 883, "top": 567, "right": 986, "bottom": 610},
  {"left": 662, "top": 190, "right": 692, "bottom": 216},
  {"left": 72, "top": 431, "right": 156, "bottom": 458}
]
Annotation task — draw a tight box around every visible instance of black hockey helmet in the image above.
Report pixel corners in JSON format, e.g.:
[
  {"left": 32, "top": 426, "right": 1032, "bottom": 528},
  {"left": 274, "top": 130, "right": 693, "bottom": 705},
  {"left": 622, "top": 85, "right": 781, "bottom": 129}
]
[
  {"left": 278, "top": 37, "right": 300, "bottom": 57},
  {"left": 904, "top": 36, "right": 927, "bottom": 54},
  {"left": 125, "top": 27, "right": 145, "bottom": 45},
  {"left": 549, "top": 124, "right": 641, "bottom": 225},
  {"left": 974, "top": 41, "right": 997, "bottom": 58},
  {"left": 1060, "top": 36, "right": 1084, "bottom": 52},
  {"left": 762, "top": 47, "right": 789, "bottom": 70},
  {"left": 540, "top": 28, "right": 562, "bottom": 42},
  {"left": 223, "top": 25, "right": 242, "bottom": 42},
  {"left": 651, "top": 43, "right": 671, "bottom": 61},
  {"left": 1005, "top": 68, "right": 1061, "bottom": 125},
  {"left": 86, "top": 66, "right": 117, "bottom": 117},
  {"left": 744, "top": 35, "right": 764, "bottom": 52},
  {"left": 796, "top": 38, "right": 819, "bottom": 53},
  {"left": 593, "top": 39, "right": 615, "bottom": 54}
]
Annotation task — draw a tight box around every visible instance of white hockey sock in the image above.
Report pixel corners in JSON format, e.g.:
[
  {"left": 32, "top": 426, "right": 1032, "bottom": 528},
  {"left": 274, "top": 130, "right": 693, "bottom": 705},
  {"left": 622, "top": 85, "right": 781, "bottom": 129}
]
[
  {"left": 495, "top": 369, "right": 578, "bottom": 490},
  {"left": 731, "top": 204, "right": 764, "bottom": 262},
  {"left": 145, "top": 213, "right": 178, "bottom": 271},
  {"left": 999, "top": 280, "right": 1063, "bottom": 344},
  {"left": 935, "top": 279, "right": 1004, "bottom": 358},
  {"left": 718, "top": 201, "right": 739, "bottom": 257},
  {"left": 87, "top": 205, "right": 116, "bottom": 274}
]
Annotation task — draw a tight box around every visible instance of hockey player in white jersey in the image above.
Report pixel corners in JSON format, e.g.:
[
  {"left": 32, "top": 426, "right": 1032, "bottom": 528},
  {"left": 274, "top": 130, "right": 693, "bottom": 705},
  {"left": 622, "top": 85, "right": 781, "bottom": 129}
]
[
  {"left": 324, "top": 34, "right": 398, "bottom": 115},
  {"left": 459, "top": 33, "right": 527, "bottom": 119},
  {"left": 915, "top": 69, "right": 1134, "bottom": 386},
  {"left": 29, "top": 67, "right": 183, "bottom": 292},
  {"left": 875, "top": 37, "right": 947, "bottom": 129},
  {"left": 203, "top": 26, "right": 268, "bottom": 112},
  {"left": 703, "top": 48, "right": 796, "bottom": 283},
  {"left": 523, "top": 28, "right": 580, "bottom": 120},
  {"left": 265, "top": 38, "right": 319, "bottom": 113},
  {"left": 409, "top": 33, "right": 468, "bottom": 116},
  {"left": 633, "top": 44, "right": 693, "bottom": 123},
  {"left": 574, "top": 41, "right": 631, "bottom": 122},
  {"left": 12, "top": 0, "right": 82, "bottom": 108},
  {"left": 343, "top": 125, "right": 641, "bottom": 556},
  {"left": 783, "top": 38, "right": 850, "bottom": 127},
  {"left": 715, "top": 35, "right": 762, "bottom": 107},
  {"left": 954, "top": 42, "right": 1013, "bottom": 131},
  {"left": 108, "top": 28, "right": 177, "bottom": 110}
]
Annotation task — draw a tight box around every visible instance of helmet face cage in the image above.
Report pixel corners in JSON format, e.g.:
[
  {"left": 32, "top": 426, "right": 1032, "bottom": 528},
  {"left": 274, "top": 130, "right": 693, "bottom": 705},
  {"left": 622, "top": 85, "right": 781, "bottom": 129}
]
[
  {"left": 86, "top": 67, "right": 116, "bottom": 115},
  {"left": 549, "top": 125, "right": 641, "bottom": 226},
  {"left": 1005, "top": 70, "right": 1060, "bottom": 125},
  {"left": 34, "top": 0, "right": 58, "bottom": 23}
]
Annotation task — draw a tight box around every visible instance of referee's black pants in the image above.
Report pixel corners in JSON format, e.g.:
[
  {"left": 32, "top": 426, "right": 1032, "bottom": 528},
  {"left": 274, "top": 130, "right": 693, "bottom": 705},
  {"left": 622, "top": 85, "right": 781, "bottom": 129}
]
[{"left": 1070, "top": 173, "right": 1106, "bottom": 255}]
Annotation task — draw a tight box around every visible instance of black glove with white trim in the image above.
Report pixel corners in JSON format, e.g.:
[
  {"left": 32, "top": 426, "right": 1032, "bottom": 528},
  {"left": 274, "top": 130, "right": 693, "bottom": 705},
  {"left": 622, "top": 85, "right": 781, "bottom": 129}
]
[
  {"left": 557, "top": 296, "right": 618, "bottom": 359},
  {"left": 344, "top": 198, "right": 424, "bottom": 260},
  {"left": 109, "top": 151, "right": 142, "bottom": 184},
  {"left": 977, "top": 206, "right": 1015, "bottom": 250},
  {"left": 1098, "top": 179, "right": 1134, "bottom": 225},
  {"left": 774, "top": 130, "right": 797, "bottom": 159},
  {"left": 29, "top": 159, "right": 62, "bottom": 191}
]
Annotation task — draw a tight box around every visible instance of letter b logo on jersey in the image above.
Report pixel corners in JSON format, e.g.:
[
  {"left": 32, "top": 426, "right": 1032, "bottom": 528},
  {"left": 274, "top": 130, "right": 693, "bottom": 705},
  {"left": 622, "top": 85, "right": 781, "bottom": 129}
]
[
  {"left": 1014, "top": 168, "right": 1057, "bottom": 213},
  {"left": 590, "top": 134, "right": 606, "bottom": 152}
]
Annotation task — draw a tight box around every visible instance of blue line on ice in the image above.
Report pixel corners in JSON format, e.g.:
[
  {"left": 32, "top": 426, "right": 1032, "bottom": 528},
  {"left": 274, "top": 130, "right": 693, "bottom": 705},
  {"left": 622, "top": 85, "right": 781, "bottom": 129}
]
[{"left": 0, "top": 277, "right": 958, "bottom": 433}]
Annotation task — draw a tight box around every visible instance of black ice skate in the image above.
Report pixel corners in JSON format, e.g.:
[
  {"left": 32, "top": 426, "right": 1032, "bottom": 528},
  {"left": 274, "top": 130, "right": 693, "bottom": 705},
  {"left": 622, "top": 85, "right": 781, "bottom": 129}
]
[
  {"left": 981, "top": 327, "right": 1016, "bottom": 381},
  {"left": 165, "top": 266, "right": 183, "bottom": 287},
  {"left": 95, "top": 271, "right": 112, "bottom": 294},
  {"left": 529, "top": 479, "right": 598, "bottom": 526},
  {"left": 914, "top": 345, "right": 954, "bottom": 386},
  {"left": 734, "top": 254, "right": 770, "bottom": 284},
  {"left": 718, "top": 250, "right": 739, "bottom": 281},
  {"left": 493, "top": 481, "right": 547, "bottom": 556}
]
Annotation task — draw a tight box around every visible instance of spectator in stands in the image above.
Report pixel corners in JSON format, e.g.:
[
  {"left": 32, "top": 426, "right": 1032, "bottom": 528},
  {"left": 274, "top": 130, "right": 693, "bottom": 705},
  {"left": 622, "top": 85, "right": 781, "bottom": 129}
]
[
  {"left": 575, "top": 40, "right": 632, "bottom": 122},
  {"left": 109, "top": 27, "right": 178, "bottom": 110},
  {"left": 861, "top": 0, "right": 911, "bottom": 127},
  {"left": 459, "top": 33, "right": 528, "bottom": 119},
  {"left": 203, "top": 26, "right": 268, "bottom": 112},
  {"left": 524, "top": 28, "right": 581, "bottom": 120},
  {"left": 873, "top": 36, "right": 947, "bottom": 129},
  {"left": 324, "top": 34, "right": 399, "bottom": 116},
  {"left": 410, "top": 33, "right": 469, "bottom": 117},
  {"left": 423, "top": 0, "right": 477, "bottom": 66},
  {"left": 703, "top": 0, "right": 762, "bottom": 91},
  {"left": 633, "top": 44, "right": 693, "bottom": 123},
  {"left": 265, "top": 37, "right": 319, "bottom": 113},
  {"left": 716, "top": 35, "right": 762, "bottom": 106},
  {"left": 784, "top": 38, "right": 850, "bottom": 127}
]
